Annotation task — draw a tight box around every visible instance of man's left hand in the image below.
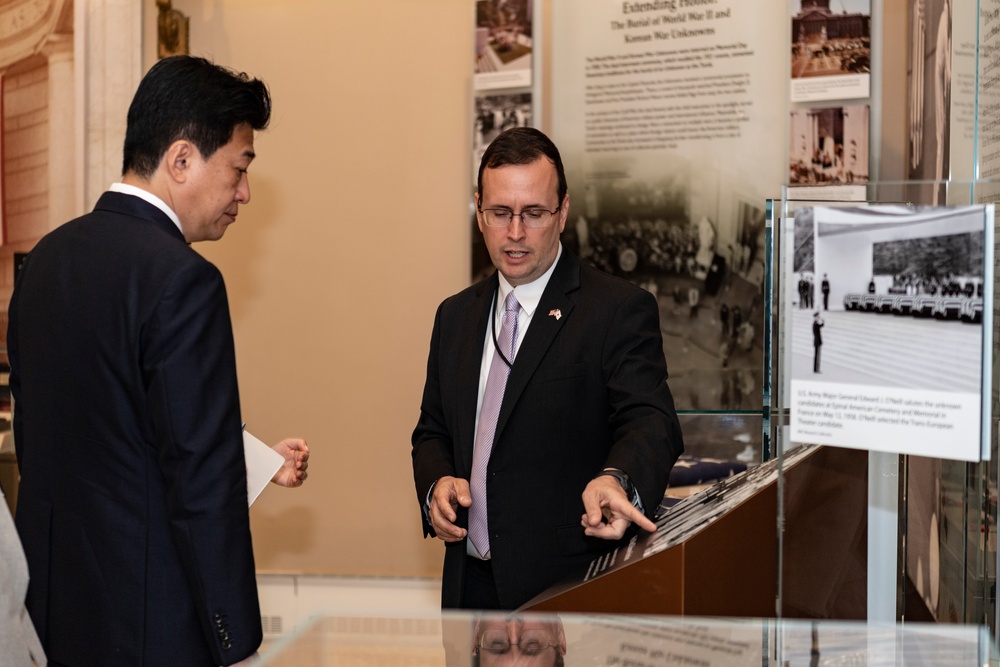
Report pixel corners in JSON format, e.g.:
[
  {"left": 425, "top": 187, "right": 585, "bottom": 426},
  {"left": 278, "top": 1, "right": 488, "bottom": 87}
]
[
  {"left": 580, "top": 475, "right": 656, "bottom": 540},
  {"left": 270, "top": 438, "right": 310, "bottom": 488}
]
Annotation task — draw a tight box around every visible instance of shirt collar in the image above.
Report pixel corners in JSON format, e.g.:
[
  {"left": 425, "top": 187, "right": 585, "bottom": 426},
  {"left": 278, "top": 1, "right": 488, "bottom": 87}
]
[
  {"left": 108, "top": 183, "right": 183, "bottom": 235},
  {"left": 497, "top": 243, "right": 563, "bottom": 318}
]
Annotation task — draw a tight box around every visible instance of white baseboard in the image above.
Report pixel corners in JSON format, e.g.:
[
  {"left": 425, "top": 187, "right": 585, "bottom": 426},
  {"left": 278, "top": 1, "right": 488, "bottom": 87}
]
[{"left": 257, "top": 573, "right": 442, "bottom": 639}]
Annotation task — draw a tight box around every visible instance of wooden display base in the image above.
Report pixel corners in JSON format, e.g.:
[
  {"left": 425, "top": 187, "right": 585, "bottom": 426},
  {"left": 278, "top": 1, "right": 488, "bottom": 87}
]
[{"left": 524, "top": 445, "right": 869, "bottom": 619}]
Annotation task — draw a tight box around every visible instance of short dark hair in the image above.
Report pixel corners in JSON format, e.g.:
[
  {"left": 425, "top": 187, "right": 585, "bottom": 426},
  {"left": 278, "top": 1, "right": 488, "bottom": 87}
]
[
  {"left": 122, "top": 56, "right": 271, "bottom": 178},
  {"left": 477, "top": 127, "right": 567, "bottom": 206}
]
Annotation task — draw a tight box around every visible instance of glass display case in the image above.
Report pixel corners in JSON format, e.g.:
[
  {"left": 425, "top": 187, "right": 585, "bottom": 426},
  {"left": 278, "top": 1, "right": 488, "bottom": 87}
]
[
  {"left": 258, "top": 610, "right": 999, "bottom": 666},
  {"left": 770, "top": 179, "right": 998, "bottom": 632}
]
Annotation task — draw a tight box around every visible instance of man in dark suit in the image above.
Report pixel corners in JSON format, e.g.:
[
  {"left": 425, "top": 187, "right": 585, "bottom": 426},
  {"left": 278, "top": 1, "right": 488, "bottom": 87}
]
[
  {"left": 9, "top": 56, "right": 308, "bottom": 667},
  {"left": 412, "top": 128, "right": 683, "bottom": 610},
  {"left": 813, "top": 312, "right": 825, "bottom": 373}
]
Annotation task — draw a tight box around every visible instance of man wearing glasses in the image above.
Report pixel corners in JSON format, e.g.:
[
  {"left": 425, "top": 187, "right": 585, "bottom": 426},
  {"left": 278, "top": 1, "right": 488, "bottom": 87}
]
[
  {"left": 412, "top": 127, "right": 683, "bottom": 610},
  {"left": 472, "top": 615, "right": 566, "bottom": 666}
]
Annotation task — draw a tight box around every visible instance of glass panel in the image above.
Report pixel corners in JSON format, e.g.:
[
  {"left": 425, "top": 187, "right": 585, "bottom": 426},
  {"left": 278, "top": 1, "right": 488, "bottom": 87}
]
[
  {"left": 774, "top": 181, "right": 997, "bottom": 632},
  {"left": 660, "top": 413, "right": 765, "bottom": 522},
  {"left": 258, "top": 611, "right": 998, "bottom": 666}
]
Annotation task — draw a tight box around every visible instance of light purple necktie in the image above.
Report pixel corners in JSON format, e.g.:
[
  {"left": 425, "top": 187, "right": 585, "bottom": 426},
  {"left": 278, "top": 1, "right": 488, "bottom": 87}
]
[{"left": 468, "top": 290, "right": 520, "bottom": 558}]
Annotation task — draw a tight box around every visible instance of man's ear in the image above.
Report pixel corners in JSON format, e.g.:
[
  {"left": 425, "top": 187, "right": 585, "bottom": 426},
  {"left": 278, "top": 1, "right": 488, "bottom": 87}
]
[
  {"left": 556, "top": 193, "right": 569, "bottom": 233},
  {"left": 164, "top": 140, "right": 195, "bottom": 184},
  {"left": 474, "top": 192, "right": 485, "bottom": 234}
]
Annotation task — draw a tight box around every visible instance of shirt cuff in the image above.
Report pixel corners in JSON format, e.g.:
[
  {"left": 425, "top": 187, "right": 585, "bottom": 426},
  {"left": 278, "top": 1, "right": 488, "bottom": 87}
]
[{"left": 423, "top": 479, "right": 437, "bottom": 524}]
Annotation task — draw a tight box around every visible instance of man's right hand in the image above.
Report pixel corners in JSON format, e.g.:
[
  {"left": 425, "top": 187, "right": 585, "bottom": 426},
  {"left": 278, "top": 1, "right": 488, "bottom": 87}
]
[{"left": 428, "top": 476, "right": 472, "bottom": 542}]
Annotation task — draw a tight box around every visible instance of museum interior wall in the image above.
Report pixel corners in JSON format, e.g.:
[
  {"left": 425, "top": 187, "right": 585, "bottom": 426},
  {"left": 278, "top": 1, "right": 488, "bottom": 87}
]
[{"left": 138, "top": 0, "right": 474, "bottom": 578}]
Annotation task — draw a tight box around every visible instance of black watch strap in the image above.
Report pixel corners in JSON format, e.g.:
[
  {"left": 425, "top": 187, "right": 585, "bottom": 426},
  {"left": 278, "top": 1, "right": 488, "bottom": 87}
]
[{"left": 598, "top": 468, "right": 636, "bottom": 501}]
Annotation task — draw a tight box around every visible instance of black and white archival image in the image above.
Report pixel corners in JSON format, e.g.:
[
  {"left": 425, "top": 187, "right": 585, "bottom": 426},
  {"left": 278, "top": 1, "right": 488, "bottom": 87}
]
[
  {"left": 572, "top": 166, "right": 767, "bottom": 415},
  {"left": 789, "top": 205, "right": 994, "bottom": 461},
  {"left": 474, "top": 0, "right": 533, "bottom": 90},
  {"left": 789, "top": 105, "right": 870, "bottom": 185},
  {"left": 790, "top": 0, "right": 872, "bottom": 102},
  {"left": 472, "top": 93, "right": 532, "bottom": 186},
  {"left": 472, "top": 156, "right": 768, "bottom": 415}
]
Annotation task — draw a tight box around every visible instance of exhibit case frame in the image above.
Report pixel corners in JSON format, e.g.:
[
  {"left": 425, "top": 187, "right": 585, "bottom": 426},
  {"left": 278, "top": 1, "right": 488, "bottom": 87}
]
[
  {"left": 767, "top": 0, "right": 1000, "bottom": 633},
  {"left": 769, "top": 179, "right": 1000, "bottom": 633}
]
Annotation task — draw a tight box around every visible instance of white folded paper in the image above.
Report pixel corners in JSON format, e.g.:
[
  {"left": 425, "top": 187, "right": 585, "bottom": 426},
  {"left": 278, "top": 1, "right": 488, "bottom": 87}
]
[{"left": 243, "top": 430, "right": 283, "bottom": 506}]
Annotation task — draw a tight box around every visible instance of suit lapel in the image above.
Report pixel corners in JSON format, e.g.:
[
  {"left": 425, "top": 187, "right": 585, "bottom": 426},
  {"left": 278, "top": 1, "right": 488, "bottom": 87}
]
[
  {"left": 457, "top": 274, "right": 498, "bottom": 473},
  {"left": 493, "top": 253, "right": 580, "bottom": 441}
]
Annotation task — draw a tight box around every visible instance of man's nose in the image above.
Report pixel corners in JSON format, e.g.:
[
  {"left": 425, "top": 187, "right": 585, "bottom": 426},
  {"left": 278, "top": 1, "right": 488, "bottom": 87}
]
[
  {"left": 506, "top": 216, "right": 525, "bottom": 239},
  {"left": 236, "top": 174, "right": 251, "bottom": 204}
]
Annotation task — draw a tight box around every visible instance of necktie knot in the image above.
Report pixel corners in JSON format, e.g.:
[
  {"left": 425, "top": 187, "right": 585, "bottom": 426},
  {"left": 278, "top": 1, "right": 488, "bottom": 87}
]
[
  {"left": 503, "top": 291, "right": 520, "bottom": 316},
  {"left": 499, "top": 291, "right": 519, "bottom": 362}
]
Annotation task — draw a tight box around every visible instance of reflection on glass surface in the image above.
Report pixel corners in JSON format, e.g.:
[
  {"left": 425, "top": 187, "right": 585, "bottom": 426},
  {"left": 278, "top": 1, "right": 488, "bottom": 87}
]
[
  {"left": 663, "top": 414, "right": 764, "bottom": 507},
  {"left": 473, "top": 614, "right": 566, "bottom": 666},
  {"left": 257, "top": 611, "right": 998, "bottom": 666}
]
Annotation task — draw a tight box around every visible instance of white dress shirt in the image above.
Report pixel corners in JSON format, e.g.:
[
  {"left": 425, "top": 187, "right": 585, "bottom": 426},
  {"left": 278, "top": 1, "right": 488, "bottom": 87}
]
[{"left": 109, "top": 183, "right": 183, "bottom": 236}]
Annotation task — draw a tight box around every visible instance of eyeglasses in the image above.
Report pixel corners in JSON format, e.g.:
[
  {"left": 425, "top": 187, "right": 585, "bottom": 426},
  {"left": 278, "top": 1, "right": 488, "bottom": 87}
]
[
  {"left": 478, "top": 630, "right": 557, "bottom": 656},
  {"left": 479, "top": 206, "right": 561, "bottom": 229}
]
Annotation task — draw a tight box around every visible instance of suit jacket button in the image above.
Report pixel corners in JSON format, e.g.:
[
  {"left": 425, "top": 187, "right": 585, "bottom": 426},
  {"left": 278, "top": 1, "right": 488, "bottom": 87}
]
[{"left": 222, "top": 641, "right": 232, "bottom": 650}]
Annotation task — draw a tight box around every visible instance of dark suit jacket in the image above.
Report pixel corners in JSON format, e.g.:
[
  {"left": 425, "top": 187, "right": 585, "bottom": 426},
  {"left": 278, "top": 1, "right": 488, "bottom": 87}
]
[
  {"left": 9, "top": 192, "right": 260, "bottom": 666},
  {"left": 412, "top": 251, "right": 683, "bottom": 609}
]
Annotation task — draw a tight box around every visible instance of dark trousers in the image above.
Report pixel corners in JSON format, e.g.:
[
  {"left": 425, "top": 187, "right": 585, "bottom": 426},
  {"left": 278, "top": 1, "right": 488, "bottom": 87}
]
[
  {"left": 461, "top": 556, "right": 503, "bottom": 610},
  {"left": 814, "top": 345, "right": 822, "bottom": 373}
]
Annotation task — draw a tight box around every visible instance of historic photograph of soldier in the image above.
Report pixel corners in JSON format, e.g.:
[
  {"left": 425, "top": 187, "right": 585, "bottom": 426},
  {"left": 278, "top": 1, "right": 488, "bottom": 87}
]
[
  {"left": 789, "top": 105, "right": 870, "bottom": 185},
  {"left": 789, "top": 204, "right": 989, "bottom": 460},
  {"left": 790, "top": 205, "right": 985, "bottom": 390}
]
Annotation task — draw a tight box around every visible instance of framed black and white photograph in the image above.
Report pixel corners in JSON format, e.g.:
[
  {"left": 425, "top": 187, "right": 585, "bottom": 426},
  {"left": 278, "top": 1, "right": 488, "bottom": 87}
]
[
  {"left": 788, "top": 204, "right": 993, "bottom": 461},
  {"left": 472, "top": 92, "right": 533, "bottom": 186},
  {"left": 790, "top": 0, "right": 872, "bottom": 102},
  {"left": 474, "top": 0, "right": 533, "bottom": 90},
  {"left": 789, "top": 105, "right": 870, "bottom": 186}
]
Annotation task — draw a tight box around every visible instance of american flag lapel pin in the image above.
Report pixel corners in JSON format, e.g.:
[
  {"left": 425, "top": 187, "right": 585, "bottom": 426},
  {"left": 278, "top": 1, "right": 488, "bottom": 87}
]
[{"left": 548, "top": 309, "right": 562, "bottom": 321}]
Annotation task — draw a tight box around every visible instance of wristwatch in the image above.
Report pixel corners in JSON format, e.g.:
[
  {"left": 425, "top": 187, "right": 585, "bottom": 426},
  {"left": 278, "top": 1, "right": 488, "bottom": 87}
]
[{"left": 597, "top": 468, "right": 636, "bottom": 500}]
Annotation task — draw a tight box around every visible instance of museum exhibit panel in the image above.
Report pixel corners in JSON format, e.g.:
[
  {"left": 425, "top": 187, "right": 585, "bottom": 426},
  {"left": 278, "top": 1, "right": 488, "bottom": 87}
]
[
  {"left": 524, "top": 2, "right": 996, "bottom": 640},
  {"left": 460, "top": 0, "right": 1000, "bottom": 642},
  {"left": 775, "top": 192, "right": 997, "bottom": 629}
]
